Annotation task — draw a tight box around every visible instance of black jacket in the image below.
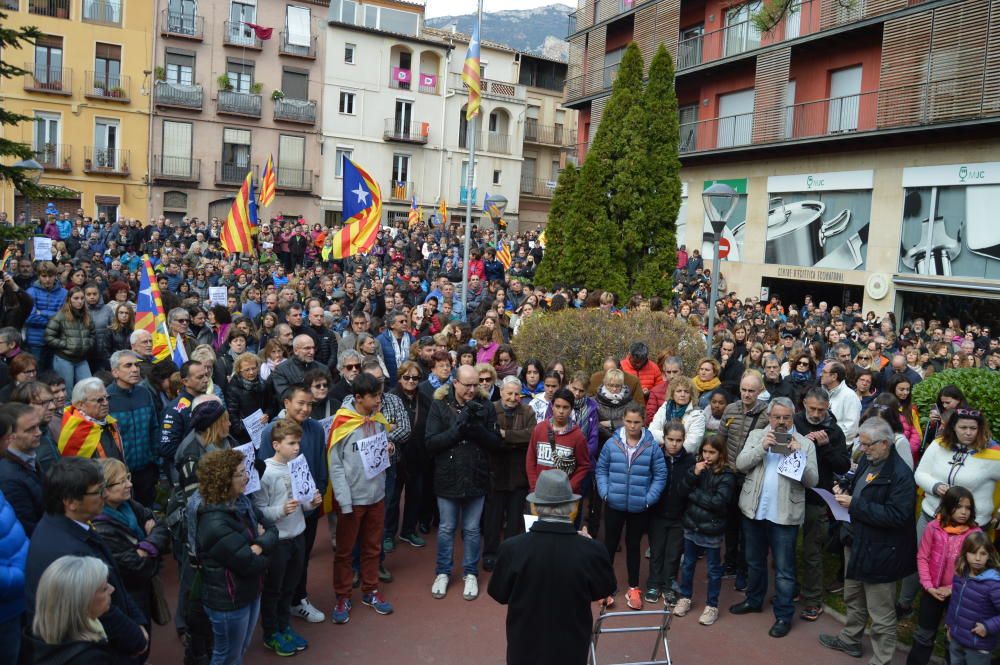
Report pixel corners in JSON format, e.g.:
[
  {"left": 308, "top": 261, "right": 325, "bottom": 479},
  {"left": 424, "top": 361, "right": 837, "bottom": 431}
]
[
  {"left": 26, "top": 637, "right": 113, "bottom": 665},
  {"left": 488, "top": 520, "right": 616, "bottom": 665},
  {"left": 679, "top": 466, "right": 735, "bottom": 536},
  {"left": 0, "top": 452, "right": 43, "bottom": 536},
  {"left": 309, "top": 323, "right": 340, "bottom": 371},
  {"left": 843, "top": 447, "right": 916, "bottom": 584},
  {"left": 793, "top": 410, "right": 851, "bottom": 505},
  {"left": 225, "top": 377, "right": 272, "bottom": 444},
  {"left": 653, "top": 448, "right": 695, "bottom": 520},
  {"left": 424, "top": 386, "right": 502, "bottom": 499},
  {"left": 195, "top": 501, "right": 278, "bottom": 612},
  {"left": 764, "top": 376, "right": 796, "bottom": 401},
  {"left": 491, "top": 402, "right": 535, "bottom": 492},
  {"left": 392, "top": 386, "right": 431, "bottom": 472}
]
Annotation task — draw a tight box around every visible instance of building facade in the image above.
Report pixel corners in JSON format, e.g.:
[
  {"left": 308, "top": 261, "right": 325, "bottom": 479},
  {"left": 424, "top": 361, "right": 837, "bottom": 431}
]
[
  {"left": 1, "top": 0, "right": 153, "bottom": 220},
  {"left": 565, "top": 0, "right": 1000, "bottom": 324},
  {"left": 150, "top": 0, "right": 327, "bottom": 223}
]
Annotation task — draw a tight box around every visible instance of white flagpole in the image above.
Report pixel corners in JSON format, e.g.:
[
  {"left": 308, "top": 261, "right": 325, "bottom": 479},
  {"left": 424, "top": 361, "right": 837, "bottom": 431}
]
[{"left": 460, "top": 0, "right": 484, "bottom": 322}]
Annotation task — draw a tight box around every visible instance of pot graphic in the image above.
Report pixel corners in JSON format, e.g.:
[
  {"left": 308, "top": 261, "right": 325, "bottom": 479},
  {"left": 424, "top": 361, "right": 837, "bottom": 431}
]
[{"left": 765, "top": 198, "right": 826, "bottom": 265}]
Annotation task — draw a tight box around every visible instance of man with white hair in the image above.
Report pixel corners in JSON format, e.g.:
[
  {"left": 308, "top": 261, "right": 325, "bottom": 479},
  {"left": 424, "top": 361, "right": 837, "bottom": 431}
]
[
  {"left": 129, "top": 329, "right": 155, "bottom": 380},
  {"left": 57, "top": 377, "right": 125, "bottom": 461}
]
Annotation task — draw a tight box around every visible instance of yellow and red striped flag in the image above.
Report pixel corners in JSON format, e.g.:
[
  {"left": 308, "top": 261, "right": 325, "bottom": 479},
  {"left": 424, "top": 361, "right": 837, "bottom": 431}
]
[
  {"left": 408, "top": 195, "right": 421, "bottom": 228},
  {"left": 329, "top": 159, "right": 382, "bottom": 259},
  {"left": 58, "top": 406, "right": 122, "bottom": 458},
  {"left": 461, "top": 24, "right": 481, "bottom": 120},
  {"left": 136, "top": 256, "right": 172, "bottom": 362},
  {"left": 496, "top": 239, "right": 512, "bottom": 270},
  {"left": 438, "top": 197, "right": 448, "bottom": 225},
  {"left": 323, "top": 407, "right": 390, "bottom": 512},
  {"left": 221, "top": 171, "right": 256, "bottom": 255},
  {"left": 260, "top": 154, "right": 276, "bottom": 207}
]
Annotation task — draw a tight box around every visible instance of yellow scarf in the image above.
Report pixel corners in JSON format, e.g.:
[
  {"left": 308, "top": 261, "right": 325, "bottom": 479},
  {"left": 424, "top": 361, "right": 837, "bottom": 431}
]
[
  {"left": 323, "top": 407, "right": 390, "bottom": 513},
  {"left": 693, "top": 376, "right": 721, "bottom": 394}
]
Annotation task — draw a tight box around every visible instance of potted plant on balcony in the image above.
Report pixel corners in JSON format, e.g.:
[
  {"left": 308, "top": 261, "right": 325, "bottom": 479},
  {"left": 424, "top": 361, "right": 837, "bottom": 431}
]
[
  {"left": 271, "top": 89, "right": 285, "bottom": 101},
  {"left": 154, "top": 66, "right": 166, "bottom": 82},
  {"left": 109, "top": 85, "right": 126, "bottom": 99},
  {"left": 250, "top": 82, "right": 263, "bottom": 95},
  {"left": 217, "top": 74, "right": 232, "bottom": 91}
]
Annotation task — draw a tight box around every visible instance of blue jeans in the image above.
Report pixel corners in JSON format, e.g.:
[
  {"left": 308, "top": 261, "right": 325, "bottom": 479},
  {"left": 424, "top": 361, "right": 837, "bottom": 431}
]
[
  {"left": 742, "top": 517, "right": 798, "bottom": 622},
  {"left": 435, "top": 496, "right": 485, "bottom": 577},
  {"left": 205, "top": 597, "right": 260, "bottom": 665},
  {"left": 678, "top": 538, "right": 723, "bottom": 607},
  {"left": 52, "top": 355, "right": 91, "bottom": 396}
]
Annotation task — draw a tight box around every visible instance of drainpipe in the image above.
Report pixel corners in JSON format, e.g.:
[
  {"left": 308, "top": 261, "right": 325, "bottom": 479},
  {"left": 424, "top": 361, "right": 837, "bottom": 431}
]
[{"left": 437, "top": 45, "right": 455, "bottom": 206}]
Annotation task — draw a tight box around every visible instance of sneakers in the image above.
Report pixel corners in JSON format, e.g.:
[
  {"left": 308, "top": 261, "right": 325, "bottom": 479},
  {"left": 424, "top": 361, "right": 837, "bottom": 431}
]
[
  {"left": 362, "top": 590, "right": 394, "bottom": 615},
  {"left": 263, "top": 632, "right": 296, "bottom": 657},
  {"left": 644, "top": 587, "right": 661, "bottom": 604},
  {"left": 819, "top": 634, "right": 863, "bottom": 658},
  {"left": 432, "top": 573, "right": 449, "bottom": 599},
  {"left": 282, "top": 627, "right": 308, "bottom": 651},
  {"left": 383, "top": 536, "right": 395, "bottom": 553},
  {"left": 463, "top": 574, "right": 479, "bottom": 601},
  {"left": 801, "top": 605, "right": 824, "bottom": 621},
  {"left": 626, "top": 587, "right": 643, "bottom": 610},
  {"left": 673, "top": 597, "right": 692, "bottom": 617},
  {"left": 379, "top": 564, "right": 394, "bottom": 583},
  {"left": 663, "top": 589, "right": 678, "bottom": 605},
  {"left": 698, "top": 606, "right": 719, "bottom": 626},
  {"left": 399, "top": 532, "right": 426, "bottom": 548},
  {"left": 290, "top": 598, "right": 325, "bottom": 623},
  {"left": 331, "top": 597, "right": 352, "bottom": 624}
]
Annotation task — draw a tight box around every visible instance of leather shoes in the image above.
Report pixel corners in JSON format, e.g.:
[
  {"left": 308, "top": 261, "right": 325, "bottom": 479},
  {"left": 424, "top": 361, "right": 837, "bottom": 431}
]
[
  {"left": 728, "top": 601, "right": 763, "bottom": 615},
  {"left": 769, "top": 620, "right": 791, "bottom": 638}
]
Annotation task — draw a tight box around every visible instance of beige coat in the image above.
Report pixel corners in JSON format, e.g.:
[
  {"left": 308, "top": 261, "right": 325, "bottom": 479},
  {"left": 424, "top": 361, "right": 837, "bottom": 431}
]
[{"left": 736, "top": 426, "right": 818, "bottom": 526}]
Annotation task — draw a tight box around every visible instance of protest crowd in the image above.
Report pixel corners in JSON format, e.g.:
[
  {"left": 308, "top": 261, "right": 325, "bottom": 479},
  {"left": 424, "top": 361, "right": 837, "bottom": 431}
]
[{"left": 0, "top": 209, "right": 998, "bottom": 665}]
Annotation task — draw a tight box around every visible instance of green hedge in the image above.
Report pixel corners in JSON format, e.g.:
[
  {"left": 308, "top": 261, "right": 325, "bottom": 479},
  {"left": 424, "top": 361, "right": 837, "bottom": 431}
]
[{"left": 912, "top": 368, "right": 1000, "bottom": 435}]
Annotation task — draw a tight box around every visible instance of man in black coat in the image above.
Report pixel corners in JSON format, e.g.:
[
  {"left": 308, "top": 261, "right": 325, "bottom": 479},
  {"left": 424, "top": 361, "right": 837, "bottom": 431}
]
[
  {"left": 26, "top": 457, "right": 149, "bottom": 664},
  {"left": 0, "top": 403, "right": 44, "bottom": 536},
  {"left": 820, "top": 418, "right": 916, "bottom": 663},
  {"left": 762, "top": 354, "right": 796, "bottom": 402},
  {"left": 488, "top": 469, "right": 615, "bottom": 665}
]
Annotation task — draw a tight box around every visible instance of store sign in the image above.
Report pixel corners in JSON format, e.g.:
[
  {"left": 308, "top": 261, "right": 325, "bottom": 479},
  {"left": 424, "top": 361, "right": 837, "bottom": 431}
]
[
  {"left": 767, "top": 170, "right": 873, "bottom": 193},
  {"left": 776, "top": 267, "right": 847, "bottom": 282},
  {"left": 902, "top": 162, "right": 1000, "bottom": 188}
]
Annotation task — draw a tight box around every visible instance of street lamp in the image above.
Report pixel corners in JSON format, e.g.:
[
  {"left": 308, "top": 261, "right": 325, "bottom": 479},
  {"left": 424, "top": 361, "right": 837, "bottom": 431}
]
[
  {"left": 12, "top": 158, "right": 44, "bottom": 226},
  {"left": 702, "top": 182, "right": 738, "bottom": 348}
]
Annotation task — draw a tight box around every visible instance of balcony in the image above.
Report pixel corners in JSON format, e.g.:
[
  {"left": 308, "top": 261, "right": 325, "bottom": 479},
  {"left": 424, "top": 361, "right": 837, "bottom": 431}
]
[
  {"left": 217, "top": 90, "right": 262, "bottom": 118},
  {"left": 26, "top": 143, "right": 71, "bottom": 172},
  {"left": 24, "top": 63, "right": 72, "bottom": 94},
  {"left": 223, "top": 21, "right": 262, "bottom": 49},
  {"left": 564, "top": 61, "right": 620, "bottom": 105},
  {"left": 152, "top": 155, "right": 201, "bottom": 184},
  {"left": 678, "top": 74, "right": 998, "bottom": 156},
  {"left": 459, "top": 131, "right": 512, "bottom": 154},
  {"left": 388, "top": 181, "right": 414, "bottom": 202},
  {"left": 520, "top": 176, "right": 557, "bottom": 198},
  {"left": 215, "top": 161, "right": 257, "bottom": 187},
  {"left": 276, "top": 168, "right": 313, "bottom": 192},
  {"left": 28, "top": 0, "right": 70, "bottom": 17},
  {"left": 524, "top": 120, "right": 574, "bottom": 146},
  {"left": 449, "top": 73, "right": 525, "bottom": 102},
  {"left": 84, "top": 147, "right": 129, "bottom": 175},
  {"left": 81, "top": 0, "right": 121, "bottom": 25},
  {"left": 384, "top": 119, "right": 430, "bottom": 144},
  {"left": 459, "top": 186, "right": 478, "bottom": 205},
  {"left": 273, "top": 97, "right": 317, "bottom": 124},
  {"left": 154, "top": 80, "right": 203, "bottom": 110},
  {"left": 566, "top": 10, "right": 577, "bottom": 37},
  {"left": 279, "top": 31, "right": 317, "bottom": 59},
  {"left": 160, "top": 9, "right": 204, "bottom": 40},
  {"left": 85, "top": 72, "right": 130, "bottom": 102}
]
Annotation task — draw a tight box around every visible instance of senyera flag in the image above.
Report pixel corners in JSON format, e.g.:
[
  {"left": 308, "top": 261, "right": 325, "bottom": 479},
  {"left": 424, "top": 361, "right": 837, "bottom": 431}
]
[
  {"left": 461, "top": 23, "right": 481, "bottom": 120},
  {"left": 329, "top": 158, "right": 382, "bottom": 259},
  {"left": 221, "top": 171, "right": 256, "bottom": 256},
  {"left": 260, "top": 154, "right": 276, "bottom": 208},
  {"left": 136, "top": 256, "right": 172, "bottom": 362}
]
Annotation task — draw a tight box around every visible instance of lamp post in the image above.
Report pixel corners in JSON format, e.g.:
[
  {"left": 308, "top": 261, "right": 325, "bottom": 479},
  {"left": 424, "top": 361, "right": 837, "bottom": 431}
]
[
  {"left": 12, "top": 158, "right": 44, "bottom": 226},
  {"left": 702, "top": 182, "right": 738, "bottom": 350}
]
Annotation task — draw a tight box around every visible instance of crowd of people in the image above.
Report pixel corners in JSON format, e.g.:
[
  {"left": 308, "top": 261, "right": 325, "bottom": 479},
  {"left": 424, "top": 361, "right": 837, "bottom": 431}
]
[{"left": 0, "top": 209, "right": 997, "bottom": 665}]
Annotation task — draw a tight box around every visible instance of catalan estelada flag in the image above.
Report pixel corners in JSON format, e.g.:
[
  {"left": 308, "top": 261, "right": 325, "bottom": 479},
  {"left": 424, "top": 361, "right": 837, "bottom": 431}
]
[
  {"left": 461, "top": 24, "right": 481, "bottom": 120},
  {"left": 496, "top": 239, "right": 512, "bottom": 270},
  {"left": 260, "top": 154, "right": 276, "bottom": 207},
  {"left": 408, "top": 196, "right": 421, "bottom": 228},
  {"left": 248, "top": 175, "right": 260, "bottom": 228},
  {"left": 323, "top": 407, "right": 390, "bottom": 512},
  {"left": 58, "top": 406, "right": 123, "bottom": 459},
  {"left": 221, "top": 171, "right": 256, "bottom": 255},
  {"left": 438, "top": 197, "right": 448, "bottom": 225},
  {"left": 329, "top": 158, "right": 382, "bottom": 259},
  {"left": 136, "top": 256, "right": 172, "bottom": 362}
]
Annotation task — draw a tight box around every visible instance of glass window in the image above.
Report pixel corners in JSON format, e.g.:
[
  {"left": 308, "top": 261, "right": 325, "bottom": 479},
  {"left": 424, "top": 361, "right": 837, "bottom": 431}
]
[
  {"left": 334, "top": 148, "right": 352, "bottom": 178},
  {"left": 345, "top": 43, "right": 356, "bottom": 64},
  {"left": 339, "top": 91, "right": 355, "bottom": 114},
  {"left": 34, "top": 36, "right": 63, "bottom": 86},
  {"left": 94, "top": 43, "right": 122, "bottom": 89},
  {"left": 364, "top": 5, "right": 377, "bottom": 28},
  {"left": 281, "top": 69, "right": 308, "bottom": 100},
  {"left": 391, "top": 153, "right": 410, "bottom": 183},
  {"left": 379, "top": 7, "right": 418, "bottom": 35},
  {"left": 227, "top": 61, "right": 254, "bottom": 93},
  {"left": 222, "top": 127, "right": 251, "bottom": 181},
  {"left": 165, "top": 52, "right": 195, "bottom": 85}
]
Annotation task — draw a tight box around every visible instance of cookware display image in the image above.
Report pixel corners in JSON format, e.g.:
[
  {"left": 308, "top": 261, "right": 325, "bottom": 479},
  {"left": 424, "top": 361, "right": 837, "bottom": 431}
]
[{"left": 763, "top": 190, "right": 872, "bottom": 269}]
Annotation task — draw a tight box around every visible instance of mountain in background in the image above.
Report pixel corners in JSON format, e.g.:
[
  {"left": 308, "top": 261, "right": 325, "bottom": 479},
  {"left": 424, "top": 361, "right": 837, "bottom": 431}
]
[{"left": 426, "top": 3, "right": 575, "bottom": 62}]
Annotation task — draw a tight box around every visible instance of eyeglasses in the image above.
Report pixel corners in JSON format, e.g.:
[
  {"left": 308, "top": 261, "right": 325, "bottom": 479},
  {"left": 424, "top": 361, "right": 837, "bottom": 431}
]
[
  {"left": 107, "top": 473, "right": 132, "bottom": 488},
  {"left": 956, "top": 408, "right": 982, "bottom": 417},
  {"left": 342, "top": 363, "right": 360, "bottom": 371},
  {"left": 313, "top": 383, "right": 329, "bottom": 389},
  {"left": 400, "top": 375, "right": 420, "bottom": 381},
  {"left": 87, "top": 396, "right": 109, "bottom": 404},
  {"left": 83, "top": 484, "right": 107, "bottom": 496},
  {"left": 175, "top": 318, "right": 190, "bottom": 323},
  {"left": 478, "top": 378, "right": 493, "bottom": 384},
  {"left": 457, "top": 381, "right": 478, "bottom": 389}
]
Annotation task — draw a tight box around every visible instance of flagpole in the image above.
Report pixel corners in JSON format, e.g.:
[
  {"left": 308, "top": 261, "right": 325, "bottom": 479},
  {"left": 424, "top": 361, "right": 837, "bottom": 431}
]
[{"left": 461, "top": 0, "right": 483, "bottom": 322}]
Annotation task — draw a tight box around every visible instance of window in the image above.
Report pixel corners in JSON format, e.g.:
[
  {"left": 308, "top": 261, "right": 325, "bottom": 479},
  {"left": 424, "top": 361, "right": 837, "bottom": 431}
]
[
  {"left": 551, "top": 160, "right": 561, "bottom": 181},
  {"left": 34, "top": 112, "right": 61, "bottom": 165},
  {"left": 334, "top": 148, "right": 353, "bottom": 178},
  {"left": 227, "top": 60, "right": 254, "bottom": 93},
  {"left": 392, "top": 153, "right": 410, "bottom": 185},
  {"left": 162, "top": 120, "right": 193, "bottom": 176},
  {"left": 345, "top": 43, "right": 356, "bottom": 64},
  {"left": 555, "top": 109, "right": 566, "bottom": 143},
  {"left": 163, "top": 191, "right": 187, "bottom": 209},
  {"left": 678, "top": 25, "right": 704, "bottom": 69},
  {"left": 603, "top": 47, "right": 625, "bottom": 88},
  {"left": 94, "top": 43, "right": 122, "bottom": 90},
  {"left": 354, "top": 4, "right": 418, "bottom": 35},
  {"left": 679, "top": 104, "right": 698, "bottom": 151},
  {"left": 222, "top": 127, "right": 251, "bottom": 182},
  {"left": 285, "top": 5, "right": 312, "bottom": 53},
  {"left": 492, "top": 170, "right": 501, "bottom": 186},
  {"left": 229, "top": 0, "right": 257, "bottom": 46},
  {"left": 329, "top": 0, "right": 358, "bottom": 24},
  {"left": 724, "top": 1, "right": 762, "bottom": 56},
  {"left": 167, "top": 0, "right": 199, "bottom": 36},
  {"left": 339, "top": 90, "right": 356, "bottom": 114},
  {"left": 281, "top": 68, "right": 308, "bottom": 100},
  {"left": 716, "top": 89, "right": 754, "bottom": 148},
  {"left": 278, "top": 135, "right": 306, "bottom": 188},
  {"left": 96, "top": 200, "right": 119, "bottom": 221},
  {"left": 34, "top": 35, "right": 64, "bottom": 87},
  {"left": 488, "top": 111, "right": 499, "bottom": 132},
  {"left": 394, "top": 99, "right": 412, "bottom": 134},
  {"left": 165, "top": 51, "right": 195, "bottom": 86},
  {"left": 84, "top": 0, "right": 123, "bottom": 25},
  {"left": 94, "top": 118, "right": 121, "bottom": 169},
  {"left": 460, "top": 160, "right": 477, "bottom": 187}
]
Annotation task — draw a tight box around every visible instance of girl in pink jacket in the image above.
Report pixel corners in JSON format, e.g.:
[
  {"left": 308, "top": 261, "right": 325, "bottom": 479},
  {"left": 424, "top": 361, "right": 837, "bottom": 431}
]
[{"left": 908, "top": 486, "right": 980, "bottom": 665}]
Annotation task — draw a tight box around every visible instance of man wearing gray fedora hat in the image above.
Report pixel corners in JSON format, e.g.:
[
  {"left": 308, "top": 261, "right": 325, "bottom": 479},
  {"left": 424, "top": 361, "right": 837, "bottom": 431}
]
[{"left": 488, "top": 469, "right": 615, "bottom": 665}]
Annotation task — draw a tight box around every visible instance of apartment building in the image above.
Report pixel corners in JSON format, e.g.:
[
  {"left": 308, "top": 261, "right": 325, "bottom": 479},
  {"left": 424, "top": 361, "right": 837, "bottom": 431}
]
[
  {"left": 150, "top": 0, "right": 327, "bottom": 223},
  {"left": 0, "top": 0, "right": 153, "bottom": 220},
  {"left": 565, "top": 0, "right": 1000, "bottom": 325}
]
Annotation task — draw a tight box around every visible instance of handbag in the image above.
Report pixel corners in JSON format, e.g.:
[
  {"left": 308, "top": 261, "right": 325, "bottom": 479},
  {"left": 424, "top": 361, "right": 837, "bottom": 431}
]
[
  {"left": 547, "top": 423, "right": 576, "bottom": 476},
  {"left": 150, "top": 574, "right": 171, "bottom": 626}
]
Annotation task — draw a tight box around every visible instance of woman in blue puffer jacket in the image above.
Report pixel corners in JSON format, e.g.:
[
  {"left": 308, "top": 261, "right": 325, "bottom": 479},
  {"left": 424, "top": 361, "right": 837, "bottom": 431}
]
[{"left": 596, "top": 403, "right": 666, "bottom": 611}]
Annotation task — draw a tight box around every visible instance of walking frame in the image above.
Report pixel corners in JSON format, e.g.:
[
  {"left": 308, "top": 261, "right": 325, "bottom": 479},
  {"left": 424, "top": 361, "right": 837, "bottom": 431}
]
[{"left": 588, "top": 605, "right": 674, "bottom": 665}]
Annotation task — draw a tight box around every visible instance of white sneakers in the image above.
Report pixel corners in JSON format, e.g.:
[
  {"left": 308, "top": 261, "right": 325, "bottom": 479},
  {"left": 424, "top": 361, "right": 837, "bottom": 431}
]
[
  {"left": 463, "top": 574, "right": 479, "bottom": 601},
  {"left": 432, "top": 574, "right": 449, "bottom": 599},
  {"left": 291, "top": 598, "right": 326, "bottom": 623},
  {"left": 672, "top": 597, "right": 692, "bottom": 617},
  {"left": 698, "top": 606, "right": 719, "bottom": 626}
]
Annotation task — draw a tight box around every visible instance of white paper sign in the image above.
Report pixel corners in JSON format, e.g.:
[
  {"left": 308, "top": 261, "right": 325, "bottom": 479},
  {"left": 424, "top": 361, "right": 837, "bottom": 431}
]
[
  {"left": 811, "top": 487, "right": 851, "bottom": 523},
  {"left": 208, "top": 286, "right": 228, "bottom": 306},
  {"left": 777, "top": 450, "right": 806, "bottom": 482},
  {"left": 524, "top": 514, "right": 539, "bottom": 531},
  {"left": 242, "top": 410, "right": 266, "bottom": 450},
  {"left": 288, "top": 454, "right": 318, "bottom": 505},
  {"left": 357, "top": 431, "right": 390, "bottom": 479},
  {"left": 33, "top": 237, "right": 52, "bottom": 261},
  {"left": 234, "top": 442, "right": 261, "bottom": 494}
]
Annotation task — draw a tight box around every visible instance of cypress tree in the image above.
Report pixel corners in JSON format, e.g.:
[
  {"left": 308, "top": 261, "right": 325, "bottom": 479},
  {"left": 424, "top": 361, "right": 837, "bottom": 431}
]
[{"left": 533, "top": 163, "right": 578, "bottom": 288}]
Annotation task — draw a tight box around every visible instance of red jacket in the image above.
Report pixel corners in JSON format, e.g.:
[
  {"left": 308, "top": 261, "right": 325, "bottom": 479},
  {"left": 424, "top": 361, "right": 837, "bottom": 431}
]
[
  {"left": 525, "top": 421, "right": 591, "bottom": 493},
  {"left": 620, "top": 357, "right": 664, "bottom": 394},
  {"left": 645, "top": 382, "right": 669, "bottom": 425}
]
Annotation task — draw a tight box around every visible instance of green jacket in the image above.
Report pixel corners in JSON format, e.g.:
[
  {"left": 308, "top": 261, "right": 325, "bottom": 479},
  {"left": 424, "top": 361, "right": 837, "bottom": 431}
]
[{"left": 44, "top": 310, "right": 95, "bottom": 362}]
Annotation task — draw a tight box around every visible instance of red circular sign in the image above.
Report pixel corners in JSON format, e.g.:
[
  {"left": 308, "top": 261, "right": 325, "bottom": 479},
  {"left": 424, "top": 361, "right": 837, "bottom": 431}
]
[{"left": 718, "top": 237, "right": 731, "bottom": 259}]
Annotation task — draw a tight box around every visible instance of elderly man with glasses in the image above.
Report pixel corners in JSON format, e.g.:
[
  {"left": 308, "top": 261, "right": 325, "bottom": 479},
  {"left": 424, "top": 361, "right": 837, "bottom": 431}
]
[
  {"left": 57, "top": 377, "right": 125, "bottom": 462},
  {"left": 271, "top": 334, "right": 324, "bottom": 402}
]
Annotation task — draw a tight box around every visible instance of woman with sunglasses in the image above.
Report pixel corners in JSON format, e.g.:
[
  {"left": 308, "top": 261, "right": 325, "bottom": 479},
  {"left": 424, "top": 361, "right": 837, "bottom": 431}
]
[{"left": 389, "top": 360, "right": 431, "bottom": 549}]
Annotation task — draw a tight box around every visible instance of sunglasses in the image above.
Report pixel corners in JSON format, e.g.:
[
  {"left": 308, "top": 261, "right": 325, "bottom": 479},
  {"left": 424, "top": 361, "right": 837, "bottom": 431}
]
[
  {"left": 956, "top": 408, "right": 982, "bottom": 417},
  {"left": 400, "top": 375, "right": 420, "bottom": 381},
  {"left": 342, "top": 363, "right": 360, "bottom": 371}
]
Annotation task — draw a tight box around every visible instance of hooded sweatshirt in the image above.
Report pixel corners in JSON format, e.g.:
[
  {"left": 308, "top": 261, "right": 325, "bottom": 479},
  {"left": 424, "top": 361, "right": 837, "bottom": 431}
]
[
  {"left": 327, "top": 409, "right": 387, "bottom": 513},
  {"left": 253, "top": 457, "right": 306, "bottom": 539}
]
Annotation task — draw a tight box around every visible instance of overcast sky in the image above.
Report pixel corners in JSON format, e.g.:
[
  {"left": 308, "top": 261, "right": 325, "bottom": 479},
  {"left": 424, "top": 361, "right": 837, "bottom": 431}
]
[{"left": 424, "top": 0, "right": 574, "bottom": 19}]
